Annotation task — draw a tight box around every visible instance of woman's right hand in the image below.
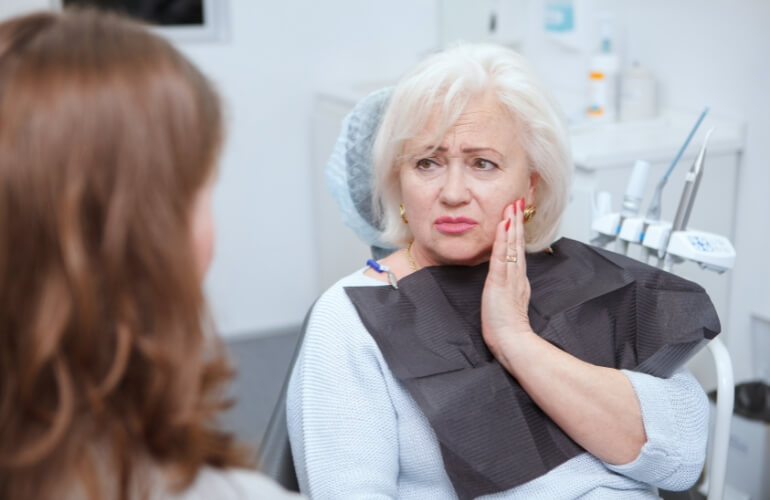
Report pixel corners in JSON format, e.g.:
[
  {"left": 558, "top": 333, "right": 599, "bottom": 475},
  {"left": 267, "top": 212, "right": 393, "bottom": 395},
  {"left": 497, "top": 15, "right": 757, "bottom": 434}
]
[
  {"left": 481, "top": 198, "right": 533, "bottom": 364},
  {"left": 480, "top": 200, "right": 647, "bottom": 465}
]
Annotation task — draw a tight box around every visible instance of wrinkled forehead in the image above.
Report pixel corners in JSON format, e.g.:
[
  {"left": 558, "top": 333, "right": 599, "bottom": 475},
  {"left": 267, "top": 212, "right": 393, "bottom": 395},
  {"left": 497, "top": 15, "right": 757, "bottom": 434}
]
[{"left": 399, "top": 90, "right": 520, "bottom": 158}]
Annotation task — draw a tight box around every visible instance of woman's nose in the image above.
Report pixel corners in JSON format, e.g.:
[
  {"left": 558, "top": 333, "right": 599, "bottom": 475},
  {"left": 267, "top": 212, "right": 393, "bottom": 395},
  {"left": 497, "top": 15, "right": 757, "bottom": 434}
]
[{"left": 438, "top": 162, "right": 471, "bottom": 206}]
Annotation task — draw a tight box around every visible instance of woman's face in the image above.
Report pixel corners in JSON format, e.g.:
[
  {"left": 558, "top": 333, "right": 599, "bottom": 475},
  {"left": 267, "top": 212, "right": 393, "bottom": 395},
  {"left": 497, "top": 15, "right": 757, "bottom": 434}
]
[
  {"left": 399, "top": 91, "right": 537, "bottom": 267},
  {"left": 192, "top": 182, "right": 215, "bottom": 281}
]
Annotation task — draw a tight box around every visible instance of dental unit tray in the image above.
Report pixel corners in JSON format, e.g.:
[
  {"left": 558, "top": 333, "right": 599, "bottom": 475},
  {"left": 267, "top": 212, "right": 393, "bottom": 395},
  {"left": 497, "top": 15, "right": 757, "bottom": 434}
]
[
  {"left": 665, "top": 230, "right": 736, "bottom": 273},
  {"left": 591, "top": 216, "right": 736, "bottom": 274},
  {"left": 589, "top": 115, "right": 735, "bottom": 275}
]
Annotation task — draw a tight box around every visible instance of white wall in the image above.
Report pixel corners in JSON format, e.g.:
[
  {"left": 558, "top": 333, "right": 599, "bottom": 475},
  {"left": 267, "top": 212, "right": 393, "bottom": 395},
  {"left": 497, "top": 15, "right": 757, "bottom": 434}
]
[
  {"left": 0, "top": 0, "right": 46, "bottom": 18},
  {"left": 613, "top": 0, "right": 770, "bottom": 385},
  {"left": 180, "top": 1, "right": 436, "bottom": 337}
]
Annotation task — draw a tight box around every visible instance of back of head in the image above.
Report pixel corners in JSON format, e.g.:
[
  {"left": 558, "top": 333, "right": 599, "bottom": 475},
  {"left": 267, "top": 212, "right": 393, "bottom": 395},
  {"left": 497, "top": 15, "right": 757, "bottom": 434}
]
[
  {"left": 0, "top": 9, "right": 247, "bottom": 500},
  {"left": 372, "top": 43, "right": 573, "bottom": 251}
]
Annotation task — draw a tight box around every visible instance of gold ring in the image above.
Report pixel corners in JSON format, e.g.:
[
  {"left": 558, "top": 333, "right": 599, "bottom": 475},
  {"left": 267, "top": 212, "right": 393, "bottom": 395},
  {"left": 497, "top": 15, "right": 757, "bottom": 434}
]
[{"left": 505, "top": 254, "right": 518, "bottom": 263}]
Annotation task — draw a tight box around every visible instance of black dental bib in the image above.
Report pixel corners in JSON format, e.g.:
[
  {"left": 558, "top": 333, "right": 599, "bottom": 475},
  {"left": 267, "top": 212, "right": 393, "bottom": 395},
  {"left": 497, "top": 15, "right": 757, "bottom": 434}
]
[{"left": 344, "top": 238, "right": 720, "bottom": 500}]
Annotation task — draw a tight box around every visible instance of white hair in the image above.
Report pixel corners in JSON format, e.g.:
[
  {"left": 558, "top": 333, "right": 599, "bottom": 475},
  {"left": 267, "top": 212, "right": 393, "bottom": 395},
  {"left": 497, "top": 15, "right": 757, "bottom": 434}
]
[{"left": 371, "top": 42, "right": 572, "bottom": 252}]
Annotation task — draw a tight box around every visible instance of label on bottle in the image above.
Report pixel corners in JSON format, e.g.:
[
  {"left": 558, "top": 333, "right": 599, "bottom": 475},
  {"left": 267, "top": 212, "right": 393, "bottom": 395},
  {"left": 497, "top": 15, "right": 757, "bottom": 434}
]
[{"left": 588, "top": 73, "right": 616, "bottom": 121}]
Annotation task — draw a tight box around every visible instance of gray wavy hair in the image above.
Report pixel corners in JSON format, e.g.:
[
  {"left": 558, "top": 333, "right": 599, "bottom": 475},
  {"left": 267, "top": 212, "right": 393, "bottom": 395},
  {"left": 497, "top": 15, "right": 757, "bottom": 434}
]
[{"left": 371, "top": 42, "right": 573, "bottom": 252}]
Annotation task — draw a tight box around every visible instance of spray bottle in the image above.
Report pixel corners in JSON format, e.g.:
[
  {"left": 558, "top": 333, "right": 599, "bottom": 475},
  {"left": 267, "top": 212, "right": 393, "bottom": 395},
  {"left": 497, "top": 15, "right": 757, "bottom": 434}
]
[{"left": 587, "top": 16, "right": 619, "bottom": 123}]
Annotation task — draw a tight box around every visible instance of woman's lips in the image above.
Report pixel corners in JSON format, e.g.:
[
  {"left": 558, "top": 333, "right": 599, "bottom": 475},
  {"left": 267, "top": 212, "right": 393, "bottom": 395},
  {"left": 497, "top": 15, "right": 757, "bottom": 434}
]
[{"left": 434, "top": 216, "right": 478, "bottom": 234}]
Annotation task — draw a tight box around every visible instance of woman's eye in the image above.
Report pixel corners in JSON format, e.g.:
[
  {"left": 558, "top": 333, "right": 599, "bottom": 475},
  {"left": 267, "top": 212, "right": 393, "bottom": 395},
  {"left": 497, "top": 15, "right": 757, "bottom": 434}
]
[
  {"left": 416, "top": 158, "right": 439, "bottom": 169},
  {"left": 474, "top": 159, "right": 498, "bottom": 170}
]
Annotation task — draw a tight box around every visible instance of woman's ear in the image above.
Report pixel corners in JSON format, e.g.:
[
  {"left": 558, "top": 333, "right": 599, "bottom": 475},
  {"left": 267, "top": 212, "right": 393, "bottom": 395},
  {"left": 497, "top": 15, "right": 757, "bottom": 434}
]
[
  {"left": 192, "top": 184, "right": 215, "bottom": 281},
  {"left": 528, "top": 172, "right": 540, "bottom": 201}
]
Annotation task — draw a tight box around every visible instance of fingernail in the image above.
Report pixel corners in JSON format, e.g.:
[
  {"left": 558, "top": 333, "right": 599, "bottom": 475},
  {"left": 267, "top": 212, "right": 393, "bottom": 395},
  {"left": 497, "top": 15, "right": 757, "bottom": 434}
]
[
  {"left": 505, "top": 218, "right": 511, "bottom": 231},
  {"left": 519, "top": 198, "right": 525, "bottom": 211},
  {"left": 513, "top": 202, "right": 517, "bottom": 216}
]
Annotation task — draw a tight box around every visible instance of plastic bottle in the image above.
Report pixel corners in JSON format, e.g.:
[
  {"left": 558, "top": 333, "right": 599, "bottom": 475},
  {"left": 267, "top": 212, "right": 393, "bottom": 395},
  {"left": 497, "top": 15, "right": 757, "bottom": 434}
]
[
  {"left": 586, "top": 19, "right": 619, "bottom": 123},
  {"left": 619, "top": 61, "right": 657, "bottom": 121}
]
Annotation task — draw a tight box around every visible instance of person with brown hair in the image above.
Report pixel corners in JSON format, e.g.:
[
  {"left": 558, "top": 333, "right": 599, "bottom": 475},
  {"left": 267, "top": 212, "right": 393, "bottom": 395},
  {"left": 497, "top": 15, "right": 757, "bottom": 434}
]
[{"left": 0, "top": 8, "right": 301, "bottom": 500}]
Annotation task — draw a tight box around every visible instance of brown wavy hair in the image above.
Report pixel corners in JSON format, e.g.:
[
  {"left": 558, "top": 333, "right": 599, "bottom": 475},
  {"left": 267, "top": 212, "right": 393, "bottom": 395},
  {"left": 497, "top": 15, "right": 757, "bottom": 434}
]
[{"left": 0, "top": 9, "right": 250, "bottom": 500}]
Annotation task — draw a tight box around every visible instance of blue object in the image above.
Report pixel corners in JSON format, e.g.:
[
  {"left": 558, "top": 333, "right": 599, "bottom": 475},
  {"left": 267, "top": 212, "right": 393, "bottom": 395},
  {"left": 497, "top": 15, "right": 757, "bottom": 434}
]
[
  {"left": 366, "top": 259, "right": 384, "bottom": 273},
  {"left": 545, "top": 1, "right": 575, "bottom": 33},
  {"left": 366, "top": 259, "right": 399, "bottom": 289},
  {"left": 663, "top": 106, "right": 710, "bottom": 183},
  {"left": 645, "top": 106, "right": 710, "bottom": 221}
]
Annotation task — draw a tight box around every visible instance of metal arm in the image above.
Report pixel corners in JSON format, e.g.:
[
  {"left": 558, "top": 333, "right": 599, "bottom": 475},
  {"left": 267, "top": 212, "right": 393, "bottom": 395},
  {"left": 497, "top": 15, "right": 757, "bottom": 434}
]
[{"left": 706, "top": 337, "right": 734, "bottom": 500}]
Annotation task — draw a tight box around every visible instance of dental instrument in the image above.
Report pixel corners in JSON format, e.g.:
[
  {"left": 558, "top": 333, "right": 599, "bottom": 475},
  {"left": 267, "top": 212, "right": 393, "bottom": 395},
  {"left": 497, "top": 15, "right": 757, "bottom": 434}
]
[
  {"left": 645, "top": 106, "right": 710, "bottom": 222},
  {"left": 589, "top": 123, "right": 734, "bottom": 274},
  {"left": 615, "top": 159, "right": 650, "bottom": 254},
  {"left": 662, "top": 128, "right": 714, "bottom": 271}
]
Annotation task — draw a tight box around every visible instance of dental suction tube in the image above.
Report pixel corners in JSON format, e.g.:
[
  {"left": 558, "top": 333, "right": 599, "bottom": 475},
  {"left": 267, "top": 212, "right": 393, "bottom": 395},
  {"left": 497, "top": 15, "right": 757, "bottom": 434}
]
[{"left": 646, "top": 106, "right": 709, "bottom": 222}]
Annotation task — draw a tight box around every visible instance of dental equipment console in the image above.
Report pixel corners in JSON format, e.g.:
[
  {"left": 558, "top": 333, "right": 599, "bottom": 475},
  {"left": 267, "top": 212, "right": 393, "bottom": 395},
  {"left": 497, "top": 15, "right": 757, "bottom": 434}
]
[{"left": 590, "top": 109, "right": 736, "bottom": 274}]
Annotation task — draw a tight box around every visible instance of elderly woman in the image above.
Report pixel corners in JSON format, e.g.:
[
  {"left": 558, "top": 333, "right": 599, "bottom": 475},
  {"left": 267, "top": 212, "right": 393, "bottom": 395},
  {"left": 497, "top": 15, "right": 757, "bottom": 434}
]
[{"left": 287, "top": 43, "right": 716, "bottom": 499}]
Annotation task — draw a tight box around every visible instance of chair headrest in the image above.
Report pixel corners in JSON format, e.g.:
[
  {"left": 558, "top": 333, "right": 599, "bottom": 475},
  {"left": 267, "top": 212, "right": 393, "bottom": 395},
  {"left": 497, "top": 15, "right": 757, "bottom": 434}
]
[{"left": 325, "top": 87, "right": 396, "bottom": 256}]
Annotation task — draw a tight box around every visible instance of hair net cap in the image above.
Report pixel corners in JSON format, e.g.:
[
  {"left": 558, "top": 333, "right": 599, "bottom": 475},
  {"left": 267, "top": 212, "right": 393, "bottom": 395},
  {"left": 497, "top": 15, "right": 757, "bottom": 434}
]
[{"left": 325, "top": 87, "right": 396, "bottom": 253}]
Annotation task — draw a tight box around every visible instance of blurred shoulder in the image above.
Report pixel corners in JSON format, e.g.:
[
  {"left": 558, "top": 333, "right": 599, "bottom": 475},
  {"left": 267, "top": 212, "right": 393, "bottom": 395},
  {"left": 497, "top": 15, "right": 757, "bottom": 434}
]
[{"left": 312, "top": 267, "right": 386, "bottom": 314}]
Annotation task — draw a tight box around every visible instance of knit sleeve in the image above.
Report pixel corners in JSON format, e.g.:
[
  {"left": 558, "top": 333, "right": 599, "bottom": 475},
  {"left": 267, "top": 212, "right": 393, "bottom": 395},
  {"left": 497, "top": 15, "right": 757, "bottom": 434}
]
[
  {"left": 603, "top": 368, "right": 709, "bottom": 491},
  {"left": 286, "top": 285, "right": 400, "bottom": 499}
]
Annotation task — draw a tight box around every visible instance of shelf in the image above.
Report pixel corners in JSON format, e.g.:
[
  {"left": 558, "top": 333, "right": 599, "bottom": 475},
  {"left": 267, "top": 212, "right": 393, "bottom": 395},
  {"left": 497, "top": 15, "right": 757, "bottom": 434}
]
[{"left": 570, "top": 110, "right": 745, "bottom": 170}]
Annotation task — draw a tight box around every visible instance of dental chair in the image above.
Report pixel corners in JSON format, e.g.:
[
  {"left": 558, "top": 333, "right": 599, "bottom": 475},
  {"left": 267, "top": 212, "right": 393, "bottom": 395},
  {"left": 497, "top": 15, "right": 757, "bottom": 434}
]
[
  {"left": 258, "top": 88, "right": 392, "bottom": 492},
  {"left": 256, "top": 304, "right": 314, "bottom": 492}
]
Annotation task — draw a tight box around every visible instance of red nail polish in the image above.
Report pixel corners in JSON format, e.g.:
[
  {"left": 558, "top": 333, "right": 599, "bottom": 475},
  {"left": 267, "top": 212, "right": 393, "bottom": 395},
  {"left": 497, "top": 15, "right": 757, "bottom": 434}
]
[
  {"left": 505, "top": 218, "right": 511, "bottom": 231},
  {"left": 513, "top": 202, "right": 517, "bottom": 216},
  {"left": 519, "top": 198, "right": 525, "bottom": 211}
]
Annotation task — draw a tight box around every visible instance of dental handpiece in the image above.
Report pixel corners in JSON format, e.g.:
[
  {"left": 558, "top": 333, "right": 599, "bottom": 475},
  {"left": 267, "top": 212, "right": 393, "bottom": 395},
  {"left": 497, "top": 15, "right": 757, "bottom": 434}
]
[
  {"left": 622, "top": 160, "right": 651, "bottom": 218},
  {"left": 671, "top": 128, "right": 713, "bottom": 233},
  {"left": 616, "top": 160, "right": 650, "bottom": 254},
  {"left": 662, "top": 128, "right": 714, "bottom": 270},
  {"left": 646, "top": 106, "right": 710, "bottom": 222}
]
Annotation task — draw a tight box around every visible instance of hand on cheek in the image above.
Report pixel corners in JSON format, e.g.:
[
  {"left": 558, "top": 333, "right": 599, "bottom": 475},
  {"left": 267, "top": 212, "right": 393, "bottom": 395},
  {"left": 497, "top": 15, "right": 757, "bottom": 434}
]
[{"left": 481, "top": 197, "right": 532, "bottom": 360}]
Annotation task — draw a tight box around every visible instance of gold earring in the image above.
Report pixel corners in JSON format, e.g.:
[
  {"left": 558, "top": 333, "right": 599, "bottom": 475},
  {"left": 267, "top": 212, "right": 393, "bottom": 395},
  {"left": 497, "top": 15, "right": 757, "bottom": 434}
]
[
  {"left": 400, "top": 204, "right": 408, "bottom": 224},
  {"left": 523, "top": 205, "right": 536, "bottom": 223}
]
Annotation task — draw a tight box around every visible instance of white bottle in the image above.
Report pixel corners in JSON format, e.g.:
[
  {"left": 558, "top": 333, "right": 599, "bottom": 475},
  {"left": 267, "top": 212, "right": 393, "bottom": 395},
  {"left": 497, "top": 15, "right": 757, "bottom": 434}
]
[
  {"left": 620, "top": 61, "right": 657, "bottom": 121},
  {"left": 587, "top": 21, "right": 619, "bottom": 123}
]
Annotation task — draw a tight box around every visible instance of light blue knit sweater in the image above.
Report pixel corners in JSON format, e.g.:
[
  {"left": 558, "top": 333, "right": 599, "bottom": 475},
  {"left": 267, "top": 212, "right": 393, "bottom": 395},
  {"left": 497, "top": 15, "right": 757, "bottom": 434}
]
[{"left": 286, "top": 268, "right": 709, "bottom": 499}]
